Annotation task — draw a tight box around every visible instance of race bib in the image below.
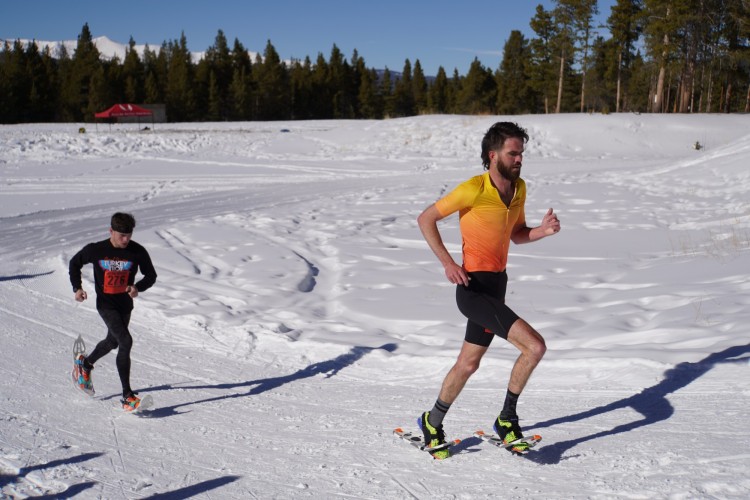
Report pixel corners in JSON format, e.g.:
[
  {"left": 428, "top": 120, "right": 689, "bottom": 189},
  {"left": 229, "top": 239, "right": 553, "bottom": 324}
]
[{"left": 99, "top": 259, "right": 133, "bottom": 294}]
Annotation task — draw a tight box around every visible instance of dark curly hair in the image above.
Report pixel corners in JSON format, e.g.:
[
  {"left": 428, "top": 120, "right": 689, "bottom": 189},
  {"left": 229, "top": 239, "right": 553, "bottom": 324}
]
[{"left": 480, "top": 122, "right": 529, "bottom": 170}]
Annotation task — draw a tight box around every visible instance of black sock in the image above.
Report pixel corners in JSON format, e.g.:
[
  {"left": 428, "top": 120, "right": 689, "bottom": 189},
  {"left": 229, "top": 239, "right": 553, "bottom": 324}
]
[
  {"left": 427, "top": 398, "right": 451, "bottom": 427},
  {"left": 499, "top": 389, "right": 520, "bottom": 419}
]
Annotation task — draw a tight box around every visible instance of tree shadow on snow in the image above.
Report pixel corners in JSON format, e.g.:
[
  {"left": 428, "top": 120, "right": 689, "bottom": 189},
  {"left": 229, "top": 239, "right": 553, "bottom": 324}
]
[
  {"left": 525, "top": 343, "right": 750, "bottom": 465},
  {"left": 0, "top": 451, "right": 102, "bottom": 496},
  {"left": 140, "top": 343, "right": 397, "bottom": 418},
  {"left": 141, "top": 475, "right": 240, "bottom": 499}
]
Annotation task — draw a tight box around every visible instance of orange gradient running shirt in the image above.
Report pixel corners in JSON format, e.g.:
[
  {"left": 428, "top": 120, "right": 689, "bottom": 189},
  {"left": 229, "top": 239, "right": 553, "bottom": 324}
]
[{"left": 435, "top": 172, "right": 526, "bottom": 272}]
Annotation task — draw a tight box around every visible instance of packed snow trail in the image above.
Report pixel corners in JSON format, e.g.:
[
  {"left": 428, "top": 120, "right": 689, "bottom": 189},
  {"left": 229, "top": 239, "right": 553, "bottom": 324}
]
[{"left": 1, "top": 115, "right": 749, "bottom": 498}]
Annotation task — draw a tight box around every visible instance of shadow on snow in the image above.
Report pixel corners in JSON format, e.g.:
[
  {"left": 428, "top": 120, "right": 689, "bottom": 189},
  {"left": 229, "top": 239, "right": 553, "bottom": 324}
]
[
  {"left": 524, "top": 343, "right": 750, "bottom": 465},
  {"left": 131, "top": 343, "right": 397, "bottom": 418},
  {"left": 140, "top": 475, "right": 241, "bottom": 499},
  {"left": 0, "top": 452, "right": 102, "bottom": 497},
  {"left": 0, "top": 271, "right": 55, "bottom": 282}
]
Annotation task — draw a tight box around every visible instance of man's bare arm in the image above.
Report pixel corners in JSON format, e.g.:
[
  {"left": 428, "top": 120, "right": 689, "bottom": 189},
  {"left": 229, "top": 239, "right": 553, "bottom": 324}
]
[
  {"left": 511, "top": 208, "right": 561, "bottom": 244},
  {"left": 417, "top": 204, "right": 470, "bottom": 286}
]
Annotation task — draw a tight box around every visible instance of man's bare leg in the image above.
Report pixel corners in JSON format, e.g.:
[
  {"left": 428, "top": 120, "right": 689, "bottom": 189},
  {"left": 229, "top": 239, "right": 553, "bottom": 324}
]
[
  {"left": 505, "top": 318, "right": 546, "bottom": 394},
  {"left": 438, "top": 341, "right": 489, "bottom": 404}
]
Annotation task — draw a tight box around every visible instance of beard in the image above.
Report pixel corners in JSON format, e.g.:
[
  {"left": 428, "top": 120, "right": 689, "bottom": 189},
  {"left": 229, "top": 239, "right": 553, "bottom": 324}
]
[{"left": 497, "top": 161, "right": 521, "bottom": 181}]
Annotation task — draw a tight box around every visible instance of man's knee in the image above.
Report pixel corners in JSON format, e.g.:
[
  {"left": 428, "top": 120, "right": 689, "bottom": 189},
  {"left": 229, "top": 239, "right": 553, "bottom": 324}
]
[
  {"left": 455, "top": 350, "right": 484, "bottom": 378},
  {"left": 509, "top": 320, "right": 546, "bottom": 362},
  {"left": 528, "top": 337, "right": 546, "bottom": 363}
]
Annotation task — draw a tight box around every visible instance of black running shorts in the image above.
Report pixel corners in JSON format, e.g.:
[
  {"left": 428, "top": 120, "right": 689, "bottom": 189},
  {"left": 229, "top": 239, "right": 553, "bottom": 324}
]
[{"left": 456, "top": 271, "right": 520, "bottom": 347}]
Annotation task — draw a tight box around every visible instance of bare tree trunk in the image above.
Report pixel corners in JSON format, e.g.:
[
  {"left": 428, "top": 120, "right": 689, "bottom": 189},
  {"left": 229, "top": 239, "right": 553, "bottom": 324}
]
[
  {"left": 556, "top": 52, "right": 565, "bottom": 113},
  {"left": 616, "top": 50, "right": 623, "bottom": 113},
  {"left": 648, "top": 74, "right": 657, "bottom": 112},
  {"left": 655, "top": 64, "right": 667, "bottom": 112},
  {"left": 679, "top": 39, "right": 697, "bottom": 113},
  {"left": 580, "top": 69, "right": 587, "bottom": 113},
  {"left": 725, "top": 82, "right": 733, "bottom": 113},
  {"left": 689, "top": 68, "right": 696, "bottom": 113},
  {"left": 580, "top": 28, "right": 590, "bottom": 113},
  {"left": 697, "top": 61, "right": 705, "bottom": 112},
  {"left": 654, "top": 10, "right": 671, "bottom": 114},
  {"left": 679, "top": 65, "right": 692, "bottom": 113},
  {"left": 745, "top": 83, "right": 749, "bottom": 113}
]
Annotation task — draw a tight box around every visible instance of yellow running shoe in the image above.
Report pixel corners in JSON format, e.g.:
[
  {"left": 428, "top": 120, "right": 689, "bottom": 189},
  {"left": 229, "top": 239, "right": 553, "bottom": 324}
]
[
  {"left": 418, "top": 412, "right": 451, "bottom": 460},
  {"left": 494, "top": 415, "right": 529, "bottom": 455}
]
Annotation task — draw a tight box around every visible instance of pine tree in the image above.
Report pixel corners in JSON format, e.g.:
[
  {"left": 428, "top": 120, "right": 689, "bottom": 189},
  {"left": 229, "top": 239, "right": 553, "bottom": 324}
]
[
  {"left": 230, "top": 38, "right": 253, "bottom": 120},
  {"left": 231, "top": 65, "right": 252, "bottom": 120},
  {"left": 289, "top": 57, "right": 313, "bottom": 120},
  {"left": 105, "top": 57, "right": 124, "bottom": 106},
  {"left": 38, "top": 45, "right": 60, "bottom": 121},
  {"left": 142, "top": 45, "right": 164, "bottom": 105},
  {"left": 255, "top": 40, "right": 290, "bottom": 120},
  {"left": 24, "top": 42, "right": 43, "bottom": 121},
  {"left": 449, "top": 68, "right": 462, "bottom": 113},
  {"left": 570, "top": 0, "right": 599, "bottom": 112},
  {"left": 457, "top": 58, "right": 496, "bottom": 114},
  {"left": 328, "top": 44, "right": 354, "bottom": 118},
  {"left": 587, "top": 35, "right": 618, "bottom": 112},
  {"left": 0, "top": 42, "right": 11, "bottom": 122},
  {"left": 165, "top": 33, "right": 195, "bottom": 121},
  {"left": 626, "top": 50, "right": 651, "bottom": 112},
  {"left": 122, "top": 37, "right": 144, "bottom": 103},
  {"left": 206, "top": 70, "right": 221, "bottom": 120},
  {"left": 193, "top": 56, "right": 211, "bottom": 120},
  {"left": 608, "top": 0, "right": 644, "bottom": 112},
  {"left": 380, "top": 67, "right": 395, "bottom": 117},
  {"left": 496, "top": 30, "right": 532, "bottom": 114},
  {"left": 529, "top": 5, "right": 559, "bottom": 113},
  {"left": 551, "top": 1, "right": 579, "bottom": 113},
  {"left": 700, "top": 0, "right": 749, "bottom": 113},
  {"left": 310, "top": 52, "right": 331, "bottom": 118},
  {"left": 726, "top": 0, "right": 750, "bottom": 112},
  {"left": 351, "top": 52, "right": 377, "bottom": 118},
  {"left": 392, "top": 59, "right": 415, "bottom": 116},
  {"left": 428, "top": 66, "right": 450, "bottom": 113},
  {"left": 203, "top": 30, "right": 233, "bottom": 120},
  {"left": 61, "top": 23, "right": 102, "bottom": 121},
  {"left": 350, "top": 50, "right": 367, "bottom": 118},
  {"left": 86, "top": 63, "right": 112, "bottom": 118},
  {"left": 412, "top": 60, "right": 428, "bottom": 114},
  {"left": 357, "top": 67, "right": 380, "bottom": 118},
  {"left": 5, "top": 40, "right": 29, "bottom": 122}
]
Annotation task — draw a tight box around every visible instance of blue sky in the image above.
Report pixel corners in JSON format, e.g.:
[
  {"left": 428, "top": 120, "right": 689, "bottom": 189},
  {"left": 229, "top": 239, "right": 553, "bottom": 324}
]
[{"left": 1, "top": 0, "right": 617, "bottom": 76}]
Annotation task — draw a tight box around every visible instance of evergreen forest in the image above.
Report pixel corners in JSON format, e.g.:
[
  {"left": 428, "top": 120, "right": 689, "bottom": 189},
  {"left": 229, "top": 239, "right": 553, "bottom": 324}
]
[{"left": 1, "top": 0, "right": 748, "bottom": 124}]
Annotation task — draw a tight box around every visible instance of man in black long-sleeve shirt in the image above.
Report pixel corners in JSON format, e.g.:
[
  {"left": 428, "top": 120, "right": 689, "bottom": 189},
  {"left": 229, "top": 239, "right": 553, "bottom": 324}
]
[{"left": 69, "top": 212, "right": 157, "bottom": 411}]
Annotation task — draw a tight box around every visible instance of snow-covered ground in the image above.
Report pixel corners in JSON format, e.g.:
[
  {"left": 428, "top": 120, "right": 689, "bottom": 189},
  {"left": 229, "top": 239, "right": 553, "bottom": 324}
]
[{"left": 1, "top": 114, "right": 749, "bottom": 499}]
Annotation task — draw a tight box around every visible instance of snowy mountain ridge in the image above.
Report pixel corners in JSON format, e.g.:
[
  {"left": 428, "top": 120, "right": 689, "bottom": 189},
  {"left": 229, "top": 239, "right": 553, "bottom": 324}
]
[{"left": 2, "top": 35, "right": 234, "bottom": 63}]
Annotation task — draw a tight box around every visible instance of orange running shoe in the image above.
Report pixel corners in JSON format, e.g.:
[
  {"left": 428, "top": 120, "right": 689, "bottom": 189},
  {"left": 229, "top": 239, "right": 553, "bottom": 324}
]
[{"left": 121, "top": 393, "right": 141, "bottom": 412}]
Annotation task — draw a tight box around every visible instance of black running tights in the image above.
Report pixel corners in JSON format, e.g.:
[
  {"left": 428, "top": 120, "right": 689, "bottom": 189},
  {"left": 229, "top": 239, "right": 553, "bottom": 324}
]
[{"left": 87, "top": 309, "right": 133, "bottom": 395}]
